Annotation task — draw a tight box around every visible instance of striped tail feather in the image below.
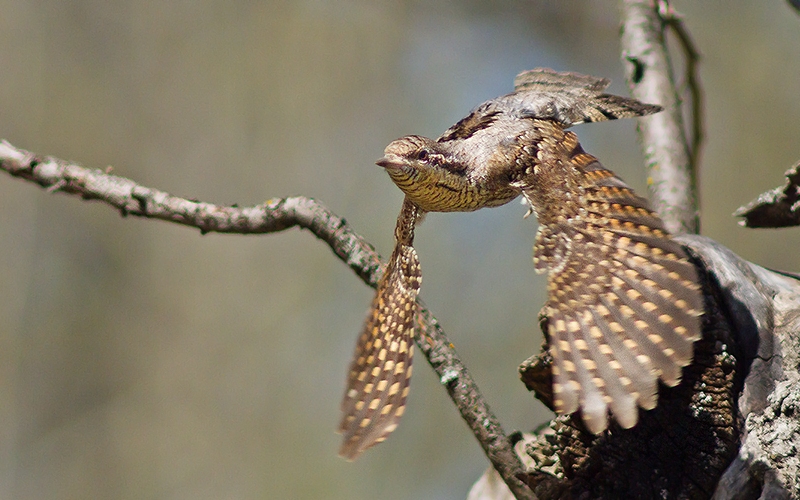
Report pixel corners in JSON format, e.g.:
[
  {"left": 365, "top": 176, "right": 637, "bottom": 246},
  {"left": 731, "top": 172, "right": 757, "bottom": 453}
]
[
  {"left": 339, "top": 183, "right": 425, "bottom": 462},
  {"left": 339, "top": 243, "right": 420, "bottom": 459}
]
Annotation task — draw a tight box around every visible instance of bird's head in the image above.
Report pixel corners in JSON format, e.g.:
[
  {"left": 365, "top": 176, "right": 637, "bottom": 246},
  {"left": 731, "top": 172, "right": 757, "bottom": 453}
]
[
  {"left": 376, "top": 135, "right": 477, "bottom": 212},
  {"left": 378, "top": 135, "right": 460, "bottom": 176}
]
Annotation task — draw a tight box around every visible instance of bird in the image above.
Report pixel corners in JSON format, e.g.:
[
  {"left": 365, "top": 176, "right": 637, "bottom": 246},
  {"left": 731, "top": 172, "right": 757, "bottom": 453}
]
[{"left": 338, "top": 68, "right": 704, "bottom": 460}]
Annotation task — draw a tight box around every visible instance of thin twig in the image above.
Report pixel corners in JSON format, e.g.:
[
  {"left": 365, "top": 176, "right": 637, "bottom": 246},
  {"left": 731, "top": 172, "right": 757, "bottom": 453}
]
[
  {"left": 658, "top": 0, "right": 704, "bottom": 199},
  {"left": 0, "top": 139, "right": 533, "bottom": 499}
]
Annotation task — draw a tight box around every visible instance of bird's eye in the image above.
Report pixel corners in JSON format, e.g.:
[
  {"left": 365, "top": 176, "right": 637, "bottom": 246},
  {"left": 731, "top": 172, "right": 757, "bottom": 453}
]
[{"left": 416, "top": 149, "right": 428, "bottom": 161}]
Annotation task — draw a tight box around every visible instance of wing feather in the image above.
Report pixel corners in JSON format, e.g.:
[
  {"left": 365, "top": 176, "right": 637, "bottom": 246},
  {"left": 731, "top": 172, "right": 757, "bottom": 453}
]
[
  {"left": 588, "top": 307, "right": 658, "bottom": 410},
  {"left": 508, "top": 68, "right": 663, "bottom": 128},
  {"left": 575, "top": 310, "right": 638, "bottom": 428},
  {"left": 547, "top": 308, "right": 580, "bottom": 416},
  {"left": 531, "top": 152, "right": 702, "bottom": 433}
]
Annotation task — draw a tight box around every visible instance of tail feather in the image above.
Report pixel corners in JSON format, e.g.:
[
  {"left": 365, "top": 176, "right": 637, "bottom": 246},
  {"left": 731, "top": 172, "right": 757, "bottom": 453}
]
[{"left": 339, "top": 244, "right": 420, "bottom": 460}]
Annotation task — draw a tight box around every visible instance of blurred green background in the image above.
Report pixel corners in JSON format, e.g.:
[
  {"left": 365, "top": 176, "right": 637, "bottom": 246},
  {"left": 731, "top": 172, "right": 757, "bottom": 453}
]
[{"left": 1, "top": 1, "right": 799, "bottom": 499}]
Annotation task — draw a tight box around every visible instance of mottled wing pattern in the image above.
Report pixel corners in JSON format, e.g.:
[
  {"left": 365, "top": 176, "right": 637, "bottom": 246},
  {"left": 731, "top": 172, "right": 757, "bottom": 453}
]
[
  {"left": 513, "top": 67, "right": 611, "bottom": 92},
  {"left": 532, "top": 223, "right": 573, "bottom": 274},
  {"left": 509, "top": 68, "right": 663, "bottom": 128},
  {"left": 439, "top": 110, "right": 502, "bottom": 142},
  {"left": 436, "top": 69, "right": 661, "bottom": 144},
  {"left": 338, "top": 243, "right": 421, "bottom": 460},
  {"left": 534, "top": 154, "right": 703, "bottom": 434}
]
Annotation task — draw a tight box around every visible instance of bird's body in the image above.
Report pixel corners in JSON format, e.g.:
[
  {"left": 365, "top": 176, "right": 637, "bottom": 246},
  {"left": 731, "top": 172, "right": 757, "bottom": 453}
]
[{"left": 339, "top": 68, "right": 703, "bottom": 460}]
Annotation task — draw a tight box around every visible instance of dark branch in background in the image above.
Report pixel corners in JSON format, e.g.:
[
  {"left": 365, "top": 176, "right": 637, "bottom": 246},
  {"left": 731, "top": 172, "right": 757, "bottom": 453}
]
[
  {"left": 0, "top": 140, "right": 533, "bottom": 500},
  {"left": 734, "top": 160, "right": 800, "bottom": 228},
  {"left": 619, "top": 0, "right": 701, "bottom": 235}
]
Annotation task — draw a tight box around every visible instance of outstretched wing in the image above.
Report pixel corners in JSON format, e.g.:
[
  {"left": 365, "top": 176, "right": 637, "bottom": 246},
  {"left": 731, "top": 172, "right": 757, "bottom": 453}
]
[
  {"left": 338, "top": 242, "right": 421, "bottom": 459},
  {"left": 438, "top": 68, "right": 662, "bottom": 143},
  {"left": 514, "top": 67, "right": 611, "bottom": 92},
  {"left": 532, "top": 157, "right": 703, "bottom": 434},
  {"left": 510, "top": 68, "right": 663, "bottom": 128}
]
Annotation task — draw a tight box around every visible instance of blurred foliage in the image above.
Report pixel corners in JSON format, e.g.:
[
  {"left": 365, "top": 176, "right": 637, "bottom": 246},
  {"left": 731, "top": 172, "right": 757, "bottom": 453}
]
[{"left": 1, "top": 1, "right": 799, "bottom": 499}]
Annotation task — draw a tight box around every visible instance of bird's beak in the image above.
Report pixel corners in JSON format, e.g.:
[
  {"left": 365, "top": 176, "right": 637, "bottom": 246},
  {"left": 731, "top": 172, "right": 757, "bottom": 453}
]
[{"left": 376, "top": 154, "right": 403, "bottom": 170}]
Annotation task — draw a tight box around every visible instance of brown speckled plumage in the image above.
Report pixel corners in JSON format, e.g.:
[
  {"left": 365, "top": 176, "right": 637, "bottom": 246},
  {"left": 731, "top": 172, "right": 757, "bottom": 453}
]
[
  {"left": 339, "top": 199, "right": 422, "bottom": 459},
  {"left": 339, "top": 68, "right": 703, "bottom": 458}
]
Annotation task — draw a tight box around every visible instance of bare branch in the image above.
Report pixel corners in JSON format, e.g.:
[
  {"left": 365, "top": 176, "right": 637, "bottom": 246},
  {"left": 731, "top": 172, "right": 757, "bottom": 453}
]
[
  {"left": 619, "top": 0, "right": 700, "bottom": 234},
  {"left": 0, "top": 139, "right": 532, "bottom": 499},
  {"left": 0, "top": 140, "right": 384, "bottom": 282},
  {"left": 417, "top": 307, "right": 534, "bottom": 499},
  {"left": 661, "top": 5, "right": 704, "bottom": 177}
]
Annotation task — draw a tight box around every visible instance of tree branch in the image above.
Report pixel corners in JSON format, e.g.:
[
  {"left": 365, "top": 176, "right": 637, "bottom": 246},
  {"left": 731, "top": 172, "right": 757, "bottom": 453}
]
[
  {"left": 734, "top": 160, "right": 800, "bottom": 228},
  {"left": 619, "top": 0, "right": 700, "bottom": 235},
  {"left": 0, "top": 139, "right": 532, "bottom": 499},
  {"left": 0, "top": 140, "right": 385, "bottom": 282},
  {"left": 418, "top": 307, "right": 533, "bottom": 499},
  {"left": 659, "top": 2, "right": 704, "bottom": 178}
]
